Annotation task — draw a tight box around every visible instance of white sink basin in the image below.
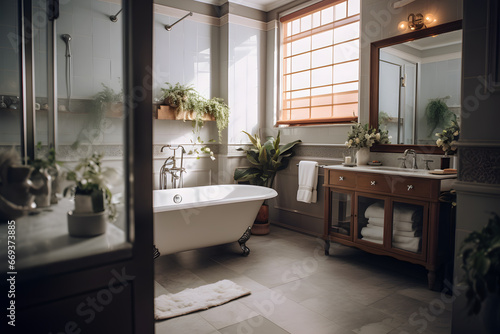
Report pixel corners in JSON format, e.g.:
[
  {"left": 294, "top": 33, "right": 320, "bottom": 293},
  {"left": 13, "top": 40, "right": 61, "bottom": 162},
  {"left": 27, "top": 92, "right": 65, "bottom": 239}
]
[{"left": 367, "top": 166, "right": 430, "bottom": 174}]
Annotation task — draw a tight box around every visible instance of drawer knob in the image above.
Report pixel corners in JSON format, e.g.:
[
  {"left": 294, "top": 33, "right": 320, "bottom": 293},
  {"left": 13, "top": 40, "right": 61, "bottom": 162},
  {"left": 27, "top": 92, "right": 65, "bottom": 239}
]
[
  {"left": 339, "top": 176, "right": 344, "bottom": 181},
  {"left": 370, "top": 181, "right": 376, "bottom": 186},
  {"left": 407, "top": 184, "right": 414, "bottom": 191}
]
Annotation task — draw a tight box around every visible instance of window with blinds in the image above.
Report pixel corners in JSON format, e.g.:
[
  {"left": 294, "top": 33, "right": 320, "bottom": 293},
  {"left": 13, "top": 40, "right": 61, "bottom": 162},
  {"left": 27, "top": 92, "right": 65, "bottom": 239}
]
[{"left": 278, "top": 0, "right": 360, "bottom": 126}]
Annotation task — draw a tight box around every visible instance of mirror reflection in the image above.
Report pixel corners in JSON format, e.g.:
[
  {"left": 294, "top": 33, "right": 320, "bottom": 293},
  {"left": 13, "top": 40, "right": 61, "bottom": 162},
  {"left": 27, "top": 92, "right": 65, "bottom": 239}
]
[{"left": 378, "top": 29, "right": 462, "bottom": 145}]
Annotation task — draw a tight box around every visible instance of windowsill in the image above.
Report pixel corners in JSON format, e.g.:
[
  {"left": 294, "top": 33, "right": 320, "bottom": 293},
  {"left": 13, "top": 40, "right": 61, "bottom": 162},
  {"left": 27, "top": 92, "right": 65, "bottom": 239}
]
[{"left": 275, "top": 123, "right": 353, "bottom": 129}]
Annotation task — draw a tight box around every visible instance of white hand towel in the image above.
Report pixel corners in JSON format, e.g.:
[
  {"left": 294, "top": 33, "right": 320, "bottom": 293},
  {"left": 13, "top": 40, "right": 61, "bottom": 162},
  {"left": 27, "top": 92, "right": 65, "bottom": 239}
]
[
  {"left": 368, "top": 217, "right": 384, "bottom": 226},
  {"left": 297, "top": 161, "right": 318, "bottom": 203},
  {"left": 393, "top": 237, "right": 421, "bottom": 252}
]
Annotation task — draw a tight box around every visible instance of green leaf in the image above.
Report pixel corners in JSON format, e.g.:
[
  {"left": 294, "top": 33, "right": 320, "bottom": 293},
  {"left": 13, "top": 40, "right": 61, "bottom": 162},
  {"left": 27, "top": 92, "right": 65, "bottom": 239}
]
[
  {"left": 246, "top": 151, "right": 260, "bottom": 165},
  {"left": 279, "top": 139, "right": 302, "bottom": 157},
  {"left": 242, "top": 131, "right": 258, "bottom": 147}
]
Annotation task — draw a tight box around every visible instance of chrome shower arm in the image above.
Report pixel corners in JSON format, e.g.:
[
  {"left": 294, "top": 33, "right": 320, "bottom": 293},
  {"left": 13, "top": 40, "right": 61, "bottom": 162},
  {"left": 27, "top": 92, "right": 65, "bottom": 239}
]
[{"left": 165, "top": 12, "right": 193, "bottom": 31}]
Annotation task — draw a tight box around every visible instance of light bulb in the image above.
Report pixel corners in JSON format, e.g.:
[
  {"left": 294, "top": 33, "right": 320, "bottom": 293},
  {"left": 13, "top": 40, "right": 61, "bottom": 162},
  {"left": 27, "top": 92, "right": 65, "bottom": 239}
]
[
  {"left": 424, "top": 13, "right": 435, "bottom": 25},
  {"left": 398, "top": 21, "right": 408, "bottom": 32}
]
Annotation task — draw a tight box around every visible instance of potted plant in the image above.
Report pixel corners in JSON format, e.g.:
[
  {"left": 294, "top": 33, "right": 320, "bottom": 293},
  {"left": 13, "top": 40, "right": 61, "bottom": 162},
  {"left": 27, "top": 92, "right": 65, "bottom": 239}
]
[
  {"left": 63, "top": 153, "right": 119, "bottom": 237},
  {"left": 435, "top": 120, "right": 459, "bottom": 169},
  {"left": 93, "top": 83, "right": 123, "bottom": 118},
  {"left": 345, "top": 122, "right": 390, "bottom": 165},
  {"left": 234, "top": 130, "right": 301, "bottom": 235},
  {"left": 459, "top": 213, "right": 500, "bottom": 333}
]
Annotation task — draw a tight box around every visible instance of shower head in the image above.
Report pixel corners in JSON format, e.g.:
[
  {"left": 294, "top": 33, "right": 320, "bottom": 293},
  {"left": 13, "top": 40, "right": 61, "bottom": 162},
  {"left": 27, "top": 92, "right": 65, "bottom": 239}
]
[{"left": 61, "top": 34, "right": 71, "bottom": 43}]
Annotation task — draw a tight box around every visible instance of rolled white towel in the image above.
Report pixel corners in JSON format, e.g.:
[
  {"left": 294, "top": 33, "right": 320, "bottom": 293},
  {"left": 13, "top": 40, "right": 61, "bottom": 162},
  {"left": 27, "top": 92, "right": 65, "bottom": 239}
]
[
  {"left": 368, "top": 217, "right": 384, "bottom": 226},
  {"left": 393, "top": 235, "right": 419, "bottom": 243},
  {"left": 392, "top": 206, "right": 422, "bottom": 222},
  {"left": 368, "top": 218, "right": 420, "bottom": 232},
  {"left": 360, "top": 226, "right": 384, "bottom": 240},
  {"left": 365, "top": 224, "right": 422, "bottom": 238},
  {"left": 394, "top": 229, "right": 421, "bottom": 237},
  {"left": 393, "top": 237, "right": 421, "bottom": 253},
  {"left": 361, "top": 236, "right": 383, "bottom": 244},
  {"left": 364, "top": 202, "right": 384, "bottom": 218}
]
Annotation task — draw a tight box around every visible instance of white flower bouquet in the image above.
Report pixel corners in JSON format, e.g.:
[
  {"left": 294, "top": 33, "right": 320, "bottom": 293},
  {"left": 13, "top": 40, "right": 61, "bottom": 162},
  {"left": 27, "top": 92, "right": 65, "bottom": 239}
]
[{"left": 345, "top": 122, "right": 391, "bottom": 149}]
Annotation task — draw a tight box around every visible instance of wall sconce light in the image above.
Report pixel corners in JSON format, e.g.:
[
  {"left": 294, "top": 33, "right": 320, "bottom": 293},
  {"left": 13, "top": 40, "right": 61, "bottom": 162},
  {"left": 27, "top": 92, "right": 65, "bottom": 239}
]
[{"left": 398, "top": 13, "right": 436, "bottom": 32}]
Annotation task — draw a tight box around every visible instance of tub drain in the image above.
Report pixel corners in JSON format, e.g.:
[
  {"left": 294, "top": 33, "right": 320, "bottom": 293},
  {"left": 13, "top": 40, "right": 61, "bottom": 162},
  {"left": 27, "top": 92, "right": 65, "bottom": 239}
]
[{"left": 173, "top": 194, "right": 182, "bottom": 203}]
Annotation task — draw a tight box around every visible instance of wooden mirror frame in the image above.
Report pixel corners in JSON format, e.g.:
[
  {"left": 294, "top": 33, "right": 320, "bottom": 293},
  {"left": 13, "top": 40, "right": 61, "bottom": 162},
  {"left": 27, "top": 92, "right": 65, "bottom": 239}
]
[{"left": 369, "top": 20, "right": 462, "bottom": 154}]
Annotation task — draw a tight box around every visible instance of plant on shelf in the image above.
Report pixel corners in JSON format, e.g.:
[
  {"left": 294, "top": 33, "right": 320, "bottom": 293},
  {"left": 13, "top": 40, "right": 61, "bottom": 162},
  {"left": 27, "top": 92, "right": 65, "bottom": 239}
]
[
  {"left": 459, "top": 213, "right": 500, "bottom": 332},
  {"left": 234, "top": 130, "right": 301, "bottom": 235},
  {"left": 425, "top": 97, "right": 456, "bottom": 137},
  {"left": 93, "top": 83, "right": 123, "bottom": 118},
  {"left": 345, "top": 122, "right": 391, "bottom": 149},
  {"left": 160, "top": 82, "right": 196, "bottom": 113},
  {"left": 435, "top": 120, "right": 459, "bottom": 155},
  {"left": 158, "top": 82, "right": 230, "bottom": 142},
  {"left": 63, "top": 153, "right": 119, "bottom": 221}
]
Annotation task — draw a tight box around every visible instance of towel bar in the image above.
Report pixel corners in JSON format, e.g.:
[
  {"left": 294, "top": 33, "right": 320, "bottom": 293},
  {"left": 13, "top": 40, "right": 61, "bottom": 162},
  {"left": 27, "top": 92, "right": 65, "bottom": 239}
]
[{"left": 296, "top": 163, "right": 326, "bottom": 168}]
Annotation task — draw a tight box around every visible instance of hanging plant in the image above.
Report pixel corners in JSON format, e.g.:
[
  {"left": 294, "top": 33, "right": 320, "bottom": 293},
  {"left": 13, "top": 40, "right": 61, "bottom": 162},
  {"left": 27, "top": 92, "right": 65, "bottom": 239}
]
[{"left": 425, "top": 97, "right": 455, "bottom": 137}]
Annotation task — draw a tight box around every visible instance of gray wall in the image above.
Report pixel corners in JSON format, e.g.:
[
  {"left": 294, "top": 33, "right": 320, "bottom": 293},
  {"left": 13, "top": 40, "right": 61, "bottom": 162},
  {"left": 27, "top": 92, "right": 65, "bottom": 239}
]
[{"left": 452, "top": 0, "right": 500, "bottom": 332}]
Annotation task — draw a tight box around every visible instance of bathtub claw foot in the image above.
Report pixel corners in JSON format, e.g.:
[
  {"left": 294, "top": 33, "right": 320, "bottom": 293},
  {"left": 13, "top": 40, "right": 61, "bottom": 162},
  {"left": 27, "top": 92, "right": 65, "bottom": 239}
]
[
  {"left": 238, "top": 226, "right": 252, "bottom": 256},
  {"left": 153, "top": 245, "right": 161, "bottom": 259}
]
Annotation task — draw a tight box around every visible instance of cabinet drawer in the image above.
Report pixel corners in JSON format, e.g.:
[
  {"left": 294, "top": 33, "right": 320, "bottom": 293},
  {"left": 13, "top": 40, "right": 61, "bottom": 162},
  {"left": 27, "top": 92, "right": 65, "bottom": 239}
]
[
  {"left": 392, "top": 178, "right": 435, "bottom": 199},
  {"left": 356, "top": 173, "right": 391, "bottom": 193},
  {"left": 329, "top": 170, "right": 356, "bottom": 187}
]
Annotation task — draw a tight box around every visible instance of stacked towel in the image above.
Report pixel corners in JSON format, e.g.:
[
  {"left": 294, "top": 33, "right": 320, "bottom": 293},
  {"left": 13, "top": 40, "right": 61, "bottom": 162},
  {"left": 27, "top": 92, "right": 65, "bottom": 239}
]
[
  {"left": 361, "top": 203, "right": 422, "bottom": 253},
  {"left": 297, "top": 161, "right": 318, "bottom": 203}
]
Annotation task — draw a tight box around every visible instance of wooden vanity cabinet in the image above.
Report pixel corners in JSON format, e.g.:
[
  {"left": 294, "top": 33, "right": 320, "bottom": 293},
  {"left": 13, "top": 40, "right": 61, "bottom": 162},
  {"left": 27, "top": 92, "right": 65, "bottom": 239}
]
[{"left": 324, "top": 168, "right": 454, "bottom": 290}]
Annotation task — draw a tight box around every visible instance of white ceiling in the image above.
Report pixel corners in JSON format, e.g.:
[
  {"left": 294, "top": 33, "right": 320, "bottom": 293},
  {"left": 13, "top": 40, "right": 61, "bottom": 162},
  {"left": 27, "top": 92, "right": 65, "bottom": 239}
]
[{"left": 195, "top": 0, "right": 297, "bottom": 12}]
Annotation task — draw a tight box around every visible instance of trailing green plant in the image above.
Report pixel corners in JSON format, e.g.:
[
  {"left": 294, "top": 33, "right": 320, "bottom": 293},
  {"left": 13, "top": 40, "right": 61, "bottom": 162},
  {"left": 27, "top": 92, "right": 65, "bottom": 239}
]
[
  {"left": 459, "top": 213, "right": 500, "bottom": 316},
  {"left": 378, "top": 110, "right": 391, "bottom": 126},
  {"left": 160, "top": 82, "right": 230, "bottom": 144},
  {"left": 63, "top": 153, "right": 118, "bottom": 221},
  {"left": 203, "top": 97, "right": 230, "bottom": 142},
  {"left": 187, "top": 137, "right": 216, "bottom": 160},
  {"left": 234, "top": 131, "right": 301, "bottom": 188},
  {"left": 425, "top": 97, "right": 456, "bottom": 137}
]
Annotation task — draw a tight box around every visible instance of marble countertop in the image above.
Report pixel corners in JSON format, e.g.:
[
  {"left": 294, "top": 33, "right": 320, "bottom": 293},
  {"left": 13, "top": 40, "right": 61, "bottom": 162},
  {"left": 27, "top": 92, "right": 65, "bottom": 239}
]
[
  {"left": 0, "top": 199, "right": 130, "bottom": 273},
  {"left": 324, "top": 165, "right": 458, "bottom": 180}
]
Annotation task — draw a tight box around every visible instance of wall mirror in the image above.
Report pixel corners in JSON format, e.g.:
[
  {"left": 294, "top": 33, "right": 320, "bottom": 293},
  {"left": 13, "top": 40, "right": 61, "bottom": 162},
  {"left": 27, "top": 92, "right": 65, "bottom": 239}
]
[{"left": 369, "top": 20, "right": 462, "bottom": 153}]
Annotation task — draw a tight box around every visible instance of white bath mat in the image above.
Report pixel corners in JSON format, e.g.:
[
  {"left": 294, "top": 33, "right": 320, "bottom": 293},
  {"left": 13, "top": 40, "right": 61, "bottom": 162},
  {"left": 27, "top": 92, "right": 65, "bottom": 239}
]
[{"left": 154, "top": 279, "right": 251, "bottom": 320}]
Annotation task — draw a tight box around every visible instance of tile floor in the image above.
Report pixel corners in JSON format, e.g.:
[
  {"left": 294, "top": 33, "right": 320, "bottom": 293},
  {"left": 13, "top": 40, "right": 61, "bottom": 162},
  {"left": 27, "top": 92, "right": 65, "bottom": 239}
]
[{"left": 154, "top": 226, "right": 452, "bottom": 334}]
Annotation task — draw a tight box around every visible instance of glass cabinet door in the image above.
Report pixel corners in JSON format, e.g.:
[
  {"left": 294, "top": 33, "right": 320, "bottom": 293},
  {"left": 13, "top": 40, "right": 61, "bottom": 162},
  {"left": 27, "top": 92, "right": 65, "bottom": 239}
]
[
  {"left": 391, "top": 201, "right": 426, "bottom": 255},
  {"left": 330, "top": 189, "right": 353, "bottom": 238},
  {"left": 356, "top": 194, "right": 386, "bottom": 246}
]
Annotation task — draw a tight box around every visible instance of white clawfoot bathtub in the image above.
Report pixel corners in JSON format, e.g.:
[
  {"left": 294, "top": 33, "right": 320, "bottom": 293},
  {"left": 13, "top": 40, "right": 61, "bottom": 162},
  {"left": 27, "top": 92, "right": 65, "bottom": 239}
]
[{"left": 153, "top": 184, "right": 277, "bottom": 256}]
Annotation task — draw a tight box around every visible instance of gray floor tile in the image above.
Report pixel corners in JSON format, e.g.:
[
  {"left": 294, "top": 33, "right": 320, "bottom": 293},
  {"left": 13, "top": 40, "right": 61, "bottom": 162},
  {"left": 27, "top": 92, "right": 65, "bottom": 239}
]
[
  {"left": 154, "top": 225, "right": 451, "bottom": 334},
  {"left": 155, "top": 313, "right": 217, "bottom": 334},
  {"left": 219, "top": 316, "right": 290, "bottom": 334}
]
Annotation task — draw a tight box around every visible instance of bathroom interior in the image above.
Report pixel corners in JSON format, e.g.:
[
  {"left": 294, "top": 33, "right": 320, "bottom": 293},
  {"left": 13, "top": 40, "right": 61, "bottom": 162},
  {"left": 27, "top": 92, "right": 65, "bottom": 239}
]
[{"left": 0, "top": 0, "right": 499, "bottom": 333}]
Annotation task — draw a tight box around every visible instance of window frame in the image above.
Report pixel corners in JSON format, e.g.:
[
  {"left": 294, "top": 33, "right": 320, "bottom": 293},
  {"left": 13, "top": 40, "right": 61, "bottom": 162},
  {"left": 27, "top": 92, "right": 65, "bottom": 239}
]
[{"left": 277, "top": 0, "right": 360, "bottom": 127}]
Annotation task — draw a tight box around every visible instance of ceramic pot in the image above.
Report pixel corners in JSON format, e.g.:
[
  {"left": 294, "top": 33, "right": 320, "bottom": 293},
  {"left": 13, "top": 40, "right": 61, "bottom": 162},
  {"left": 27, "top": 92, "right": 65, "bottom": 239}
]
[
  {"left": 440, "top": 156, "right": 451, "bottom": 169},
  {"left": 252, "top": 204, "right": 270, "bottom": 235},
  {"left": 356, "top": 147, "right": 370, "bottom": 166},
  {"left": 67, "top": 210, "right": 107, "bottom": 237}
]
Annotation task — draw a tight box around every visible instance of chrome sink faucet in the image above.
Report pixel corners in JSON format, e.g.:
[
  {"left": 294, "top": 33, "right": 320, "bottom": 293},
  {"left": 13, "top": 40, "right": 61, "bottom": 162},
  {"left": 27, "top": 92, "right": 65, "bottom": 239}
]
[{"left": 403, "top": 149, "right": 418, "bottom": 169}]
